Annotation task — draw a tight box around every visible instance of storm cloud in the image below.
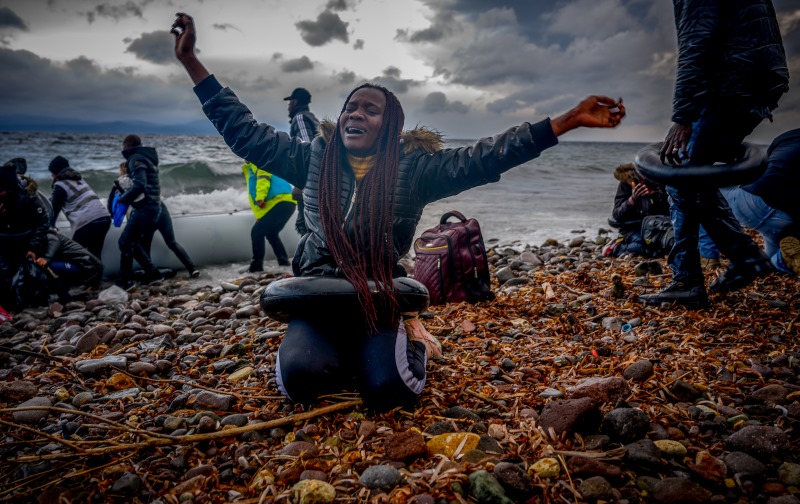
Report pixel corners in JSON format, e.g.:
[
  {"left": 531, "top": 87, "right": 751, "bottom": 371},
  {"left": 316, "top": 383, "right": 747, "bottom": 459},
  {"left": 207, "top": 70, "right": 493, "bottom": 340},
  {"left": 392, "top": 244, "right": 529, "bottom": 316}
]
[
  {"left": 281, "top": 56, "right": 314, "bottom": 73},
  {"left": 296, "top": 11, "right": 349, "bottom": 46},
  {"left": 85, "top": 1, "right": 144, "bottom": 24},
  {"left": 0, "top": 7, "right": 27, "bottom": 30},
  {"left": 125, "top": 30, "right": 175, "bottom": 65},
  {"left": 422, "top": 92, "right": 469, "bottom": 114},
  {"left": 0, "top": 48, "right": 197, "bottom": 122}
]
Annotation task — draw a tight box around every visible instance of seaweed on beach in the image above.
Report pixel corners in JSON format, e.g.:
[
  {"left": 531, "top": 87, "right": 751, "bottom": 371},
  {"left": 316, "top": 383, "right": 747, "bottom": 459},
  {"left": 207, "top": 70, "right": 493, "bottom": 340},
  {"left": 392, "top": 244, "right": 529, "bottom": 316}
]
[{"left": 0, "top": 235, "right": 799, "bottom": 503}]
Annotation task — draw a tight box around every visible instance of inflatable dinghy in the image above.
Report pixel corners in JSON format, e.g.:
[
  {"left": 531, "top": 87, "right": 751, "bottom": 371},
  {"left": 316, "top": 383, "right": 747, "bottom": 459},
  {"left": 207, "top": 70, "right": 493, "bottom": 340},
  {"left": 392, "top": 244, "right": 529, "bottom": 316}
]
[
  {"left": 62, "top": 210, "right": 299, "bottom": 277},
  {"left": 634, "top": 142, "right": 766, "bottom": 188},
  {"left": 260, "top": 276, "right": 430, "bottom": 322}
]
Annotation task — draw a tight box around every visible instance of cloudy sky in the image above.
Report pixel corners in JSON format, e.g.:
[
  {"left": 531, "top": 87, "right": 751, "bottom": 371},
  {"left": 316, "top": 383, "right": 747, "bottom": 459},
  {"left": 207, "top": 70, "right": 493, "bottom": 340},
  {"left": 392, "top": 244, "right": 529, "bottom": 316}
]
[{"left": 0, "top": 0, "right": 798, "bottom": 142}]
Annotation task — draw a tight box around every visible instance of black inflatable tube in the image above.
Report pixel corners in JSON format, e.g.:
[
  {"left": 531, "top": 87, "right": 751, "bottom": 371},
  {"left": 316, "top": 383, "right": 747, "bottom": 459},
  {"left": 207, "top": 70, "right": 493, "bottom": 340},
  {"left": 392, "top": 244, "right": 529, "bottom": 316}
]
[
  {"left": 259, "top": 276, "right": 430, "bottom": 322},
  {"left": 634, "top": 142, "right": 766, "bottom": 188}
]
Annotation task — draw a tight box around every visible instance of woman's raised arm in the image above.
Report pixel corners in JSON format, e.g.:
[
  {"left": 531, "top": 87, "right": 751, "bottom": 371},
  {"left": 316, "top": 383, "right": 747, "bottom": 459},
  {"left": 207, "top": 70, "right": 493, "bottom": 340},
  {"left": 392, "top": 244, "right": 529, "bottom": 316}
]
[{"left": 171, "top": 12, "right": 211, "bottom": 85}]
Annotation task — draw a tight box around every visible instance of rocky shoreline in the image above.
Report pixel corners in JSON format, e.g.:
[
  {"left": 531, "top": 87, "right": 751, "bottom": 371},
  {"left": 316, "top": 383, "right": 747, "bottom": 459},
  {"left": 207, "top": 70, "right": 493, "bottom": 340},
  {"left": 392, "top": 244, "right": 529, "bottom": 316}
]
[{"left": 1, "top": 232, "right": 799, "bottom": 503}]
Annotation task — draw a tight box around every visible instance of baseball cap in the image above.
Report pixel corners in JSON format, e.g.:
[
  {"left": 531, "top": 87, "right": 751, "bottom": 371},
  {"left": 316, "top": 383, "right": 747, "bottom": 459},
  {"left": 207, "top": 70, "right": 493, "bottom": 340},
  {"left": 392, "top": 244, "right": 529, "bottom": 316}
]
[{"left": 283, "top": 88, "right": 312, "bottom": 104}]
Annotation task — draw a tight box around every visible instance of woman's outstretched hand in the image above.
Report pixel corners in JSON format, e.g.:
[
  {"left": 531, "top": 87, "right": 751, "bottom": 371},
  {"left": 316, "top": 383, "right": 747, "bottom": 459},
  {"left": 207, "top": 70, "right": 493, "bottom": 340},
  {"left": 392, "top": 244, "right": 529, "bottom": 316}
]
[
  {"left": 551, "top": 96, "right": 625, "bottom": 137},
  {"left": 171, "top": 12, "right": 210, "bottom": 85}
]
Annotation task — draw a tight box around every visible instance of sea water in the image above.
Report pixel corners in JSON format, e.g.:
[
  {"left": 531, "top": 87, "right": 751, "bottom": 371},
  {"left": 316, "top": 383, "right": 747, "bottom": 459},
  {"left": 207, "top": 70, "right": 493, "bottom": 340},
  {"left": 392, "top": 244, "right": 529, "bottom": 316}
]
[{"left": 0, "top": 131, "right": 648, "bottom": 281}]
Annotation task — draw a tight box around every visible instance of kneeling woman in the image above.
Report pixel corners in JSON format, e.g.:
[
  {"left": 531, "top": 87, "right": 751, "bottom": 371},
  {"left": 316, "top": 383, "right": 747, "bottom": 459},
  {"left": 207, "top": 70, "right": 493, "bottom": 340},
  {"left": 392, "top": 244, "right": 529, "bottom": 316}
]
[{"left": 172, "top": 13, "right": 625, "bottom": 409}]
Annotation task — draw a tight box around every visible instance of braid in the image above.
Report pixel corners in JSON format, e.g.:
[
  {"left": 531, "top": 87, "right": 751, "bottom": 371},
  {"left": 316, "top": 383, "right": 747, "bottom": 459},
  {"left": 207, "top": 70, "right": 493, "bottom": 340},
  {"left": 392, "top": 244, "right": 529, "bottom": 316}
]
[{"left": 318, "top": 84, "right": 405, "bottom": 326}]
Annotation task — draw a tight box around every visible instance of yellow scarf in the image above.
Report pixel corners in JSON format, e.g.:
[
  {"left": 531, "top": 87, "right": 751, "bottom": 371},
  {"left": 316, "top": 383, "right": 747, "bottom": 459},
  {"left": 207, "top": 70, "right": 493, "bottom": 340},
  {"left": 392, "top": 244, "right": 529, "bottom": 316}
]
[{"left": 347, "top": 153, "right": 376, "bottom": 182}]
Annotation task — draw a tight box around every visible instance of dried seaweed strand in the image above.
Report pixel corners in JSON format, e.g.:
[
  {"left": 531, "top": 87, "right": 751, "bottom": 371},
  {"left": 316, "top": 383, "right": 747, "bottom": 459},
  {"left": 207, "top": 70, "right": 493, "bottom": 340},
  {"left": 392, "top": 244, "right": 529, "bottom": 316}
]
[
  {"left": 0, "top": 418, "right": 82, "bottom": 452},
  {"left": 8, "top": 399, "right": 363, "bottom": 463}
]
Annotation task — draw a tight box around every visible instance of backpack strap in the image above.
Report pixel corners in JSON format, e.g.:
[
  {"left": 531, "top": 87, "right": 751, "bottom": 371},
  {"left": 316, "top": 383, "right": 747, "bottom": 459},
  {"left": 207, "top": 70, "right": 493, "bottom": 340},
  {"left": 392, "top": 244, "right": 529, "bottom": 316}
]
[{"left": 440, "top": 210, "right": 467, "bottom": 224}]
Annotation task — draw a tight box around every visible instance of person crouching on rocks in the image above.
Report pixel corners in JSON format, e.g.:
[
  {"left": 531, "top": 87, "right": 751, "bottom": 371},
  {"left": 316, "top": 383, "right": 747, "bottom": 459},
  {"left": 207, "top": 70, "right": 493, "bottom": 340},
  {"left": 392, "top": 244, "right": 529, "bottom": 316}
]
[{"left": 172, "top": 12, "right": 625, "bottom": 410}]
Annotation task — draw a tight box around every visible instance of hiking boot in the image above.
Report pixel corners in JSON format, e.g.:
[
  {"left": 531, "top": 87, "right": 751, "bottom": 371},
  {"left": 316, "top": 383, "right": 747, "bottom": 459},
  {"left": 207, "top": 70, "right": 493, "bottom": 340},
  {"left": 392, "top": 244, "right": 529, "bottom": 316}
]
[
  {"left": 780, "top": 236, "right": 800, "bottom": 275},
  {"left": 708, "top": 255, "right": 772, "bottom": 294},
  {"left": 189, "top": 269, "right": 201, "bottom": 278},
  {"left": 700, "top": 257, "right": 721, "bottom": 270},
  {"left": 277, "top": 259, "right": 291, "bottom": 267},
  {"left": 638, "top": 281, "right": 709, "bottom": 309}
]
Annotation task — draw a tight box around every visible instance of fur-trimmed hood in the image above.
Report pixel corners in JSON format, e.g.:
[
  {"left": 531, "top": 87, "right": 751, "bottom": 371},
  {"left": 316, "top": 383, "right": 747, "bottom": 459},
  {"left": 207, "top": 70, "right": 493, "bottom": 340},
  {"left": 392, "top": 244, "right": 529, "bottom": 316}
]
[
  {"left": 613, "top": 163, "right": 637, "bottom": 185},
  {"left": 20, "top": 175, "right": 39, "bottom": 195},
  {"left": 317, "top": 119, "right": 444, "bottom": 155}
]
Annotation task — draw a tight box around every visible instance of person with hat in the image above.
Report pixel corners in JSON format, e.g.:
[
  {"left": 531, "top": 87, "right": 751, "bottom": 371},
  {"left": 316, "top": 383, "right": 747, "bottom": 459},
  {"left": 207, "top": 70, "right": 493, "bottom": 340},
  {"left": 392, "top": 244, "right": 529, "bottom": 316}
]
[
  {"left": 116, "top": 134, "right": 164, "bottom": 289},
  {"left": 285, "top": 87, "right": 319, "bottom": 143},
  {"left": 284, "top": 87, "right": 319, "bottom": 237},
  {"left": 0, "top": 163, "right": 49, "bottom": 312},
  {"left": 48, "top": 155, "right": 111, "bottom": 261},
  {"left": 4, "top": 157, "right": 27, "bottom": 176}
]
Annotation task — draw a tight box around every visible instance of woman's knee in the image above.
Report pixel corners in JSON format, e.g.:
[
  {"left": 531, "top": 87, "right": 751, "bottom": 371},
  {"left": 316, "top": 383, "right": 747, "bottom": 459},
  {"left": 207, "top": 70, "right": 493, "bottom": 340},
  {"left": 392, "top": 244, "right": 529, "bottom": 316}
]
[{"left": 276, "top": 319, "right": 348, "bottom": 402}]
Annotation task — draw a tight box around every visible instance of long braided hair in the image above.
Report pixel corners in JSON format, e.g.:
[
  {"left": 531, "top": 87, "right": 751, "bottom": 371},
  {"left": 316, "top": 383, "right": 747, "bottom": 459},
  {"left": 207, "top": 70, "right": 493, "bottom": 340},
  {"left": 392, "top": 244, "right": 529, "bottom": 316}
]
[{"left": 318, "top": 83, "right": 405, "bottom": 325}]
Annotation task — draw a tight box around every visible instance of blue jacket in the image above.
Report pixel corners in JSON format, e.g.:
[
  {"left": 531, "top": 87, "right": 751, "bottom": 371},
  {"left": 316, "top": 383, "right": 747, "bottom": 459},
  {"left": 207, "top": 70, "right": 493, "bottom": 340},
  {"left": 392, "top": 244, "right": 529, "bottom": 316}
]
[{"left": 672, "top": 0, "right": 789, "bottom": 124}]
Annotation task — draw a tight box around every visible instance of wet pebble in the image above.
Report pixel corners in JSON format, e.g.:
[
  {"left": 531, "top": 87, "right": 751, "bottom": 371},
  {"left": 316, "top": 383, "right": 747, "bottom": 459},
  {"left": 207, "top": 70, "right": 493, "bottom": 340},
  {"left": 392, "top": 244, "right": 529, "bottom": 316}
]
[
  {"left": 359, "top": 464, "right": 404, "bottom": 489},
  {"left": 12, "top": 396, "right": 52, "bottom": 424},
  {"left": 194, "top": 391, "right": 235, "bottom": 411}
]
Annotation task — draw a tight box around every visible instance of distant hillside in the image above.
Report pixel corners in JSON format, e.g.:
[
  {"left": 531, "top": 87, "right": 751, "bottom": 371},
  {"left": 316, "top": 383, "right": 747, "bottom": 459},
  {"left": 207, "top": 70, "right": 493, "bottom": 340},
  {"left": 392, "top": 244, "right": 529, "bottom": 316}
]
[{"left": 0, "top": 115, "right": 217, "bottom": 135}]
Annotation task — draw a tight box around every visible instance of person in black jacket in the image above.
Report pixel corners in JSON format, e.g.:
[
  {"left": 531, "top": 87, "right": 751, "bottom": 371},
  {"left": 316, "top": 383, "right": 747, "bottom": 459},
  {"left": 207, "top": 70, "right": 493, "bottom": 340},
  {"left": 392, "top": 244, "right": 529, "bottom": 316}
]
[
  {"left": 0, "top": 165, "right": 49, "bottom": 311},
  {"left": 285, "top": 87, "right": 319, "bottom": 237},
  {"left": 117, "top": 134, "right": 164, "bottom": 289},
  {"left": 172, "top": 12, "right": 625, "bottom": 409},
  {"left": 30, "top": 229, "right": 104, "bottom": 302},
  {"left": 606, "top": 163, "right": 671, "bottom": 257},
  {"left": 641, "top": 0, "right": 790, "bottom": 309},
  {"left": 607, "top": 163, "right": 720, "bottom": 262}
]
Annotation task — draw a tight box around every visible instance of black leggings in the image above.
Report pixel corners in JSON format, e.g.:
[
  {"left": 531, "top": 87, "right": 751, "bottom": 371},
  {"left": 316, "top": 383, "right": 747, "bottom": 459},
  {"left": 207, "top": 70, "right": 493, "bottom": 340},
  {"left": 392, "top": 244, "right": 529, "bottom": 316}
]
[
  {"left": 251, "top": 201, "right": 295, "bottom": 265},
  {"left": 276, "top": 316, "right": 427, "bottom": 410},
  {"left": 72, "top": 217, "right": 111, "bottom": 260},
  {"left": 142, "top": 203, "right": 195, "bottom": 272}
]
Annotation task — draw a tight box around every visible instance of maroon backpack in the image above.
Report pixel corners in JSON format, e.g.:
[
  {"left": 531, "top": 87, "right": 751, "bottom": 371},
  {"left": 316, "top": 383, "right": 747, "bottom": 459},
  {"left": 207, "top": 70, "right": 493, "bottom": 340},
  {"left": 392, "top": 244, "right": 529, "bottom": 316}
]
[{"left": 413, "top": 210, "right": 495, "bottom": 305}]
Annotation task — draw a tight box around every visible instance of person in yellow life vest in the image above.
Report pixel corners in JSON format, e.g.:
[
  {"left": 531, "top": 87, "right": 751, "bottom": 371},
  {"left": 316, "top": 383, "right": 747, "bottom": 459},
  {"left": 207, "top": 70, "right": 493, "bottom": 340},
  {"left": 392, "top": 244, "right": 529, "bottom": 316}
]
[{"left": 242, "top": 162, "right": 296, "bottom": 272}]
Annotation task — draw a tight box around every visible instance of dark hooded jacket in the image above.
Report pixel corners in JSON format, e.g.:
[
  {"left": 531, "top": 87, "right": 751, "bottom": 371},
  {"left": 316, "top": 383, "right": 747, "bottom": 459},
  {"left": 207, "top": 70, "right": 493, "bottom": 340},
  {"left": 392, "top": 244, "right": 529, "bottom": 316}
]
[
  {"left": 611, "top": 164, "right": 670, "bottom": 226},
  {"left": 119, "top": 146, "right": 160, "bottom": 209},
  {"left": 742, "top": 128, "right": 800, "bottom": 222},
  {"left": 0, "top": 175, "right": 50, "bottom": 258},
  {"left": 194, "top": 75, "right": 558, "bottom": 277},
  {"left": 42, "top": 229, "right": 103, "bottom": 285},
  {"left": 672, "top": 0, "right": 789, "bottom": 124}
]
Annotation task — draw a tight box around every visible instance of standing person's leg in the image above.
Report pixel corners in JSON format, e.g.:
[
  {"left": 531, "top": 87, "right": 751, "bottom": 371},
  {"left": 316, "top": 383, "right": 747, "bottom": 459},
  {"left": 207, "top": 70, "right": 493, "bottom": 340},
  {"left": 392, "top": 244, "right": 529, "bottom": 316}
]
[
  {"left": 127, "top": 206, "right": 161, "bottom": 282},
  {"left": 685, "top": 106, "right": 770, "bottom": 292},
  {"left": 140, "top": 206, "right": 161, "bottom": 257},
  {"left": 118, "top": 213, "right": 140, "bottom": 285},
  {"left": 666, "top": 187, "right": 705, "bottom": 285},
  {"left": 71, "top": 217, "right": 111, "bottom": 260},
  {"left": 157, "top": 204, "right": 196, "bottom": 273},
  {"left": 249, "top": 217, "right": 269, "bottom": 272},
  {"left": 639, "top": 186, "right": 710, "bottom": 308},
  {"left": 262, "top": 202, "right": 295, "bottom": 266}
]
